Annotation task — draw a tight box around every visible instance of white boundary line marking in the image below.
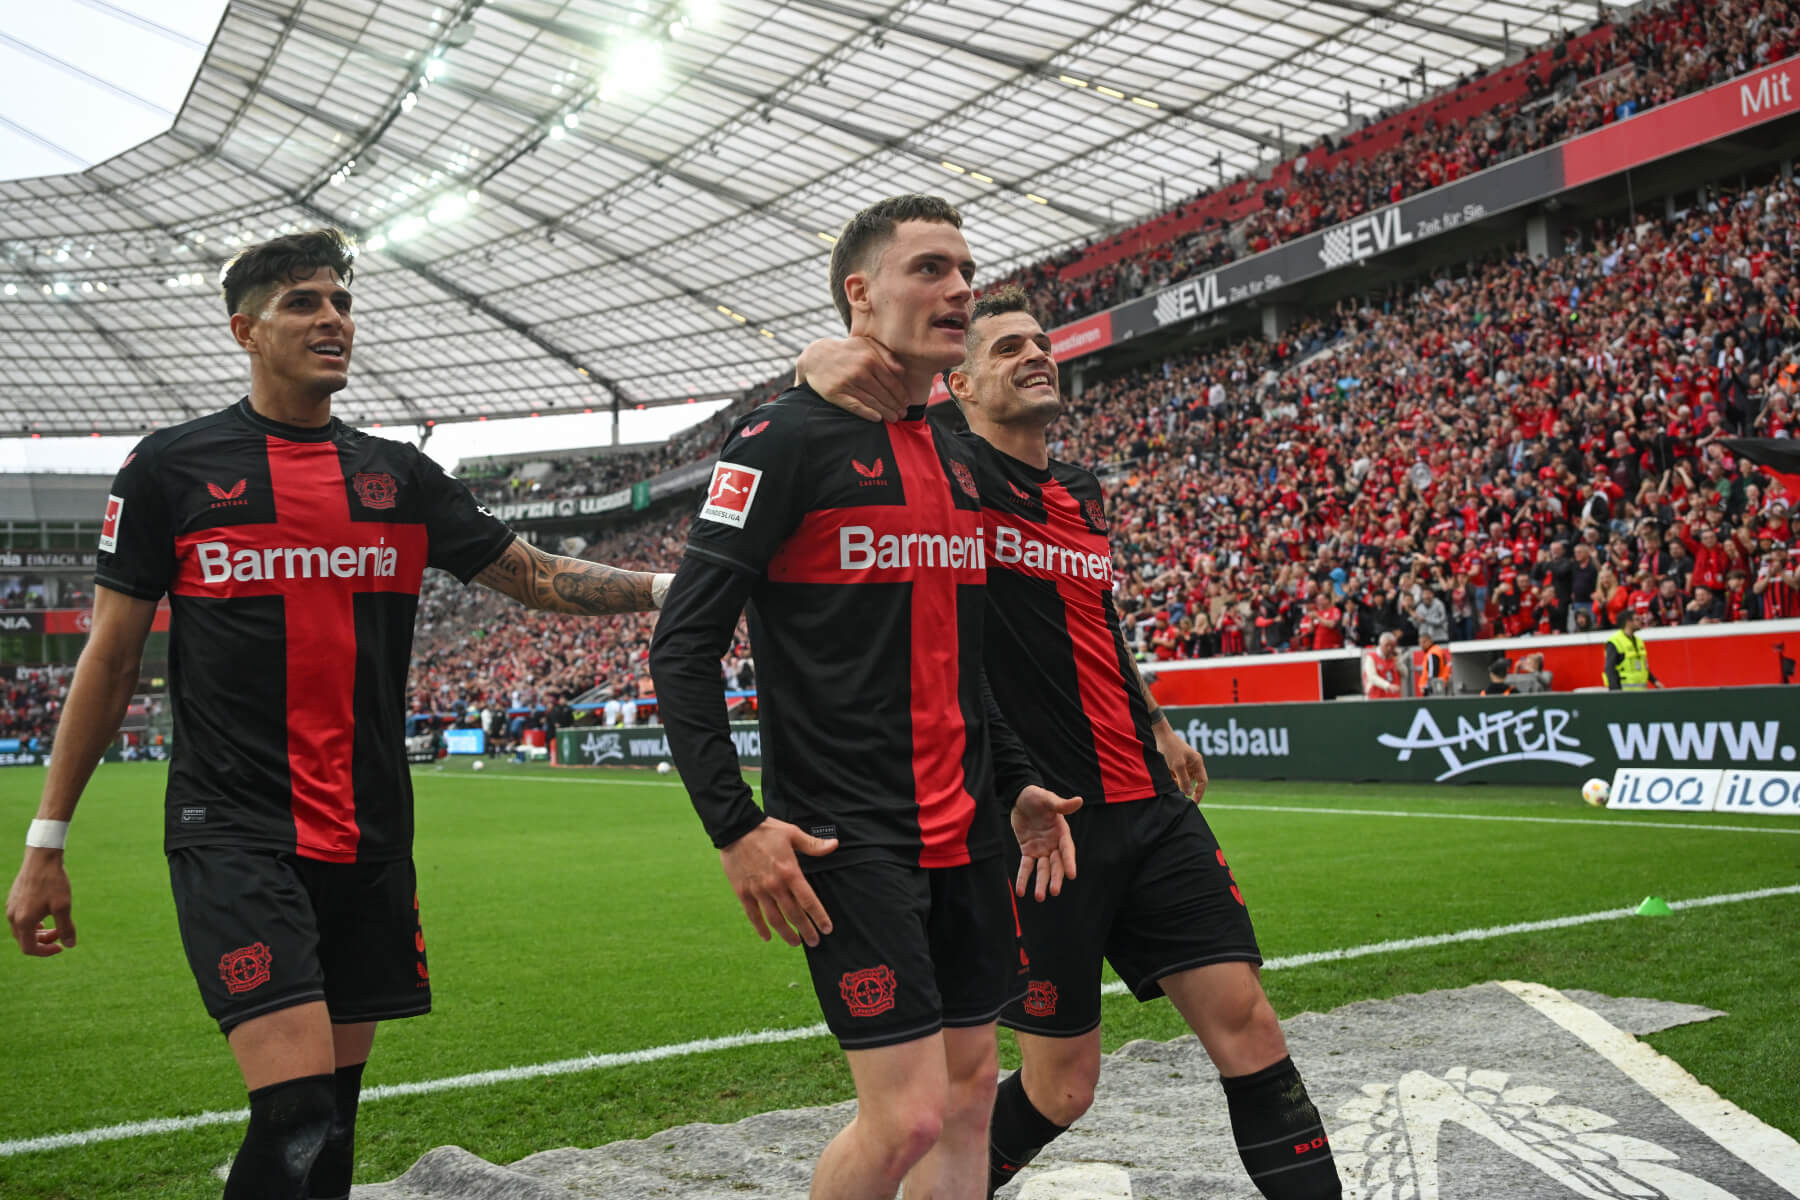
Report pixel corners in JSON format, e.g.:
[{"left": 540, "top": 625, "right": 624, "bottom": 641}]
[
  {"left": 1501, "top": 980, "right": 1800, "bottom": 1193},
  {"left": 1200, "top": 801, "right": 1800, "bottom": 835},
  {"left": 5, "top": 885, "right": 1797, "bottom": 1159},
  {"left": 421, "top": 771, "right": 682, "bottom": 788},
  {"left": 423, "top": 774, "right": 1800, "bottom": 832}
]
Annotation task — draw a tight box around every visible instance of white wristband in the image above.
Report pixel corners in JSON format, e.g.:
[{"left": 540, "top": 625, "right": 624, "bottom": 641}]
[
  {"left": 652, "top": 573, "right": 675, "bottom": 608},
  {"left": 26, "top": 819, "right": 68, "bottom": 850}
]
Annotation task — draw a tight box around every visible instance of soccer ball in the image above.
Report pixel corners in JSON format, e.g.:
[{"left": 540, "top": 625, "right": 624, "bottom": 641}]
[
  {"left": 1581, "top": 778, "right": 1610, "bottom": 807},
  {"left": 472, "top": 760, "right": 485, "bottom": 772},
  {"left": 656, "top": 761, "right": 673, "bottom": 776}
]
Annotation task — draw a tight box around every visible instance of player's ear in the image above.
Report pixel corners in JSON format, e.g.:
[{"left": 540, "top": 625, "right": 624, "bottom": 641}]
[
  {"left": 947, "top": 367, "right": 973, "bottom": 406},
  {"left": 229, "top": 311, "right": 257, "bottom": 353},
  {"left": 843, "top": 270, "right": 873, "bottom": 323}
]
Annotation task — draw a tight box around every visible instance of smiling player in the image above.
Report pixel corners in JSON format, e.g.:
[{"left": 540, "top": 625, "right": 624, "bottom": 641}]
[
  {"left": 5, "top": 228, "right": 672, "bottom": 1200},
  {"left": 799, "top": 288, "right": 1342, "bottom": 1198}
]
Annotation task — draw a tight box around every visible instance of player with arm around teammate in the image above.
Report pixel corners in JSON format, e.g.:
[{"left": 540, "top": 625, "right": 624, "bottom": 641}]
[
  {"left": 5, "top": 229, "right": 672, "bottom": 1200},
  {"left": 651, "top": 198, "right": 1080, "bottom": 1200},
  {"left": 800, "top": 288, "right": 1342, "bottom": 1199}
]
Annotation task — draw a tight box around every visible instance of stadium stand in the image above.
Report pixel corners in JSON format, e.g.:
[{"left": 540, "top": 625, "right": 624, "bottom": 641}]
[
  {"left": 418, "top": 172, "right": 1800, "bottom": 707},
  {"left": 989, "top": 0, "right": 1800, "bottom": 325}
]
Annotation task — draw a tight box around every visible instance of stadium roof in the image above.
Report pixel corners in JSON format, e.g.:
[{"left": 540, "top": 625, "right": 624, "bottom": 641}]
[{"left": 0, "top": 0, "right": 1592, "bottom": 436}]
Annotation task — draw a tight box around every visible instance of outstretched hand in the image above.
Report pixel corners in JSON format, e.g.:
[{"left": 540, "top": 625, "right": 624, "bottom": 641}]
[
  {"left": 6, "top": 850, "right": 76, "bottom": 957},
  {"left": 796, "top": 336, "right": 911, "bottom": 423},
  {"left": 1011, "top": 786, "right": 1082, "bottom": 902},
  {"left": 719, "top": 818, "right": 838, "bottom": 947}
]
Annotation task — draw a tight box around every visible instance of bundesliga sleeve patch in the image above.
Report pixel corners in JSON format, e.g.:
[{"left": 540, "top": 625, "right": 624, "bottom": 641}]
[
  {"left": 699, "top": 462, "right": 763, "bottom": 529},
  {"left": 99, "top": 494, "right": 124, "bottom": 553}
]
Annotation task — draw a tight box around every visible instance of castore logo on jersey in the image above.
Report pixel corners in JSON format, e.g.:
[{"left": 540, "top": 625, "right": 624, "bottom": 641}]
[
  {"left": 852, "top": 458, "right": 887, "bottom": 485},
  {"left": 206, "top": 479, "right": 250, "bottom": 508}
]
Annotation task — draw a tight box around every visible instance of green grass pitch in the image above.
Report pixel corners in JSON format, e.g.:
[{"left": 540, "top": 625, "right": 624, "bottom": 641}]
[{"left": 1, "top": 760, "right": 1796, "bottom": 1199}]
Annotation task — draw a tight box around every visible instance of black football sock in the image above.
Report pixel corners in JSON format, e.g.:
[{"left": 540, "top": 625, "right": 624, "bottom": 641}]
[
  {"left": 988, "top": 1070, "right": 1070, "bottom": 1197},
  {"left": 223, "top": 1073, "right": 335, "bottom": 1200},
  {"left": 306, "top": 1061, "right": 367, "bottom": 1200},
  {"left": 1220, "top": 1056, "right": 1342, "bottom": 1199}
]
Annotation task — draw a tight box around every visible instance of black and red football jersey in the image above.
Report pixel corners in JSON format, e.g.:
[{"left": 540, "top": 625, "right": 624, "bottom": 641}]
[
  {"left": 970, "top": 439, "right": 1177, "bottom": 806},
  {"left": 95, "top": 399, "right": 513, "bottom": 863},
  {"left": 654, "top": 386, "right": 1027, "bottom": 871}
]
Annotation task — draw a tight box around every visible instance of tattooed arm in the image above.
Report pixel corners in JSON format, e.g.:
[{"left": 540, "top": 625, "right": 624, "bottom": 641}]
[{"left": 472, "top": 536, "right": 672, "bottom": 614}]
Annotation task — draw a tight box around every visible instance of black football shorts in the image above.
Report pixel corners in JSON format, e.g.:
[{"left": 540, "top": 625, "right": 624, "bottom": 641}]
[
  {"left": 1000, "top": 792, "right": 1262, "bottom": 1038},
  {"left": 802, "top": 856, "right": 1026, "bottom": 1050},
  {"left": 168, "top": 845, "right": 431, "bottom": 1034}
]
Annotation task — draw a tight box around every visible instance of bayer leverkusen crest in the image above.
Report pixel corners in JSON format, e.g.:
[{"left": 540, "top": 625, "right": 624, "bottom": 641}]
[
  {"left": 839, "top": 964, "right": 898, "bottom": 1017},
  {"left": 950, "top": 460, "right": 980, "bottom": 500},
  {"left": 1082, "top": 497, "right": 1109, "bottom": 534},
  {"left": 218, "top": 941, "right": 273, "bottom": 995},
  {"left": 353, "top": 471, "right": 399, "bottom": 510}
]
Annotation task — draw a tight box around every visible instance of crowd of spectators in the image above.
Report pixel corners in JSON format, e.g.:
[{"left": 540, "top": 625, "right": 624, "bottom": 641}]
[
  {"left": 1, "top": 667, "right": 69, "bottom": 745},
  {"left": 1086, "top": 179, "right": 1800, "bottom": 660}
]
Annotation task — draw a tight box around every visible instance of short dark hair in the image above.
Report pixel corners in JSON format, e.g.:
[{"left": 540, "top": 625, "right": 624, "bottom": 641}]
[
  {"left": 221, "top": 228, "right": 356, "bottom": 318},
  {"left": 966, "top": 284, "right": 1034, "bottom": 344},
  {"left": 827, "top": 195, "right": 961, "bottom": 329}
]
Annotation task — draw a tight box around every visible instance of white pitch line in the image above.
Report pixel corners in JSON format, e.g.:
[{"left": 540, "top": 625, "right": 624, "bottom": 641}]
[
  {"left": 418, "top": 771, "right": 685, "bottom": 788},
  {"left": 0, "top": 1022, "right": 829, "bottom": 1158},
  {"left": 7, "top": 884, "right": 1798, "bottom": 1159},
  {"left": 1200, "top": 801, "right": 1800, "bottom": 835},
  {"left": 422, "top": 775, "right": 1800, "bottom": 831},
  {"left": 1502, "top": 981, "right": 1800, "bottom": 1193}
]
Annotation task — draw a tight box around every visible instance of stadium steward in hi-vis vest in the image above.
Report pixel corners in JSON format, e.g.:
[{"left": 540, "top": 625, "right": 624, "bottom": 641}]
[
  {"left": 6, "top": 228, "right": 671, "bottom": 1200},
  {"left": 1604, "top": 611, "right": 1657, "bottom": 690}
]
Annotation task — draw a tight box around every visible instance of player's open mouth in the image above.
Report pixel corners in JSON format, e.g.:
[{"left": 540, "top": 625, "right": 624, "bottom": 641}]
[
  {"left": 1016, "top": 370, "right": 1053, "bottom": 389},
  {"left": 932, "top": 315, "right": 967, "bottom": 332},
  {"left": 310, "top": 342, "right": 346, "bottom": 361}
]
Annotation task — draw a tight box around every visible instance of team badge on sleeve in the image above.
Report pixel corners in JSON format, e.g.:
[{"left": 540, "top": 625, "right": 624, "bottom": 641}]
[
  {"left": 99, "top": 494, "right": 124, "bottom": 553},
  {"left": 699, "top": 462, "right": 763, "bottom": 529}
]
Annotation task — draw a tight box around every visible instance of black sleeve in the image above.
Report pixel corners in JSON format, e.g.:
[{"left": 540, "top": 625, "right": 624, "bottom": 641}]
[
  {"left": 94, "top": 438, "right": 175, "bottom": 601},
  {"left": 415, "top": 449, "right": 517, "bottom": 582},
  {"left": 649, "top": 555, "right": 765, "bottom": 848},
  {"left": 982, "top": 670, "right": 1044, "bottom": 810},
  {"left": 1602, "top": 642, "right": 1621, "bottom": 690}
]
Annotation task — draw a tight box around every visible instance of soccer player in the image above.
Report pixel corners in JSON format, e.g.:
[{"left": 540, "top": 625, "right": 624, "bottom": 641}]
[
  {"left": 4, "top": 229, "right": 672, "bottom": 1200},
  {"left": 649, "top": 197, "right": 1079, "bottom": 1200},
  {"left": 799, "top": 288, "right": 1342, "bottom": 1198}
]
